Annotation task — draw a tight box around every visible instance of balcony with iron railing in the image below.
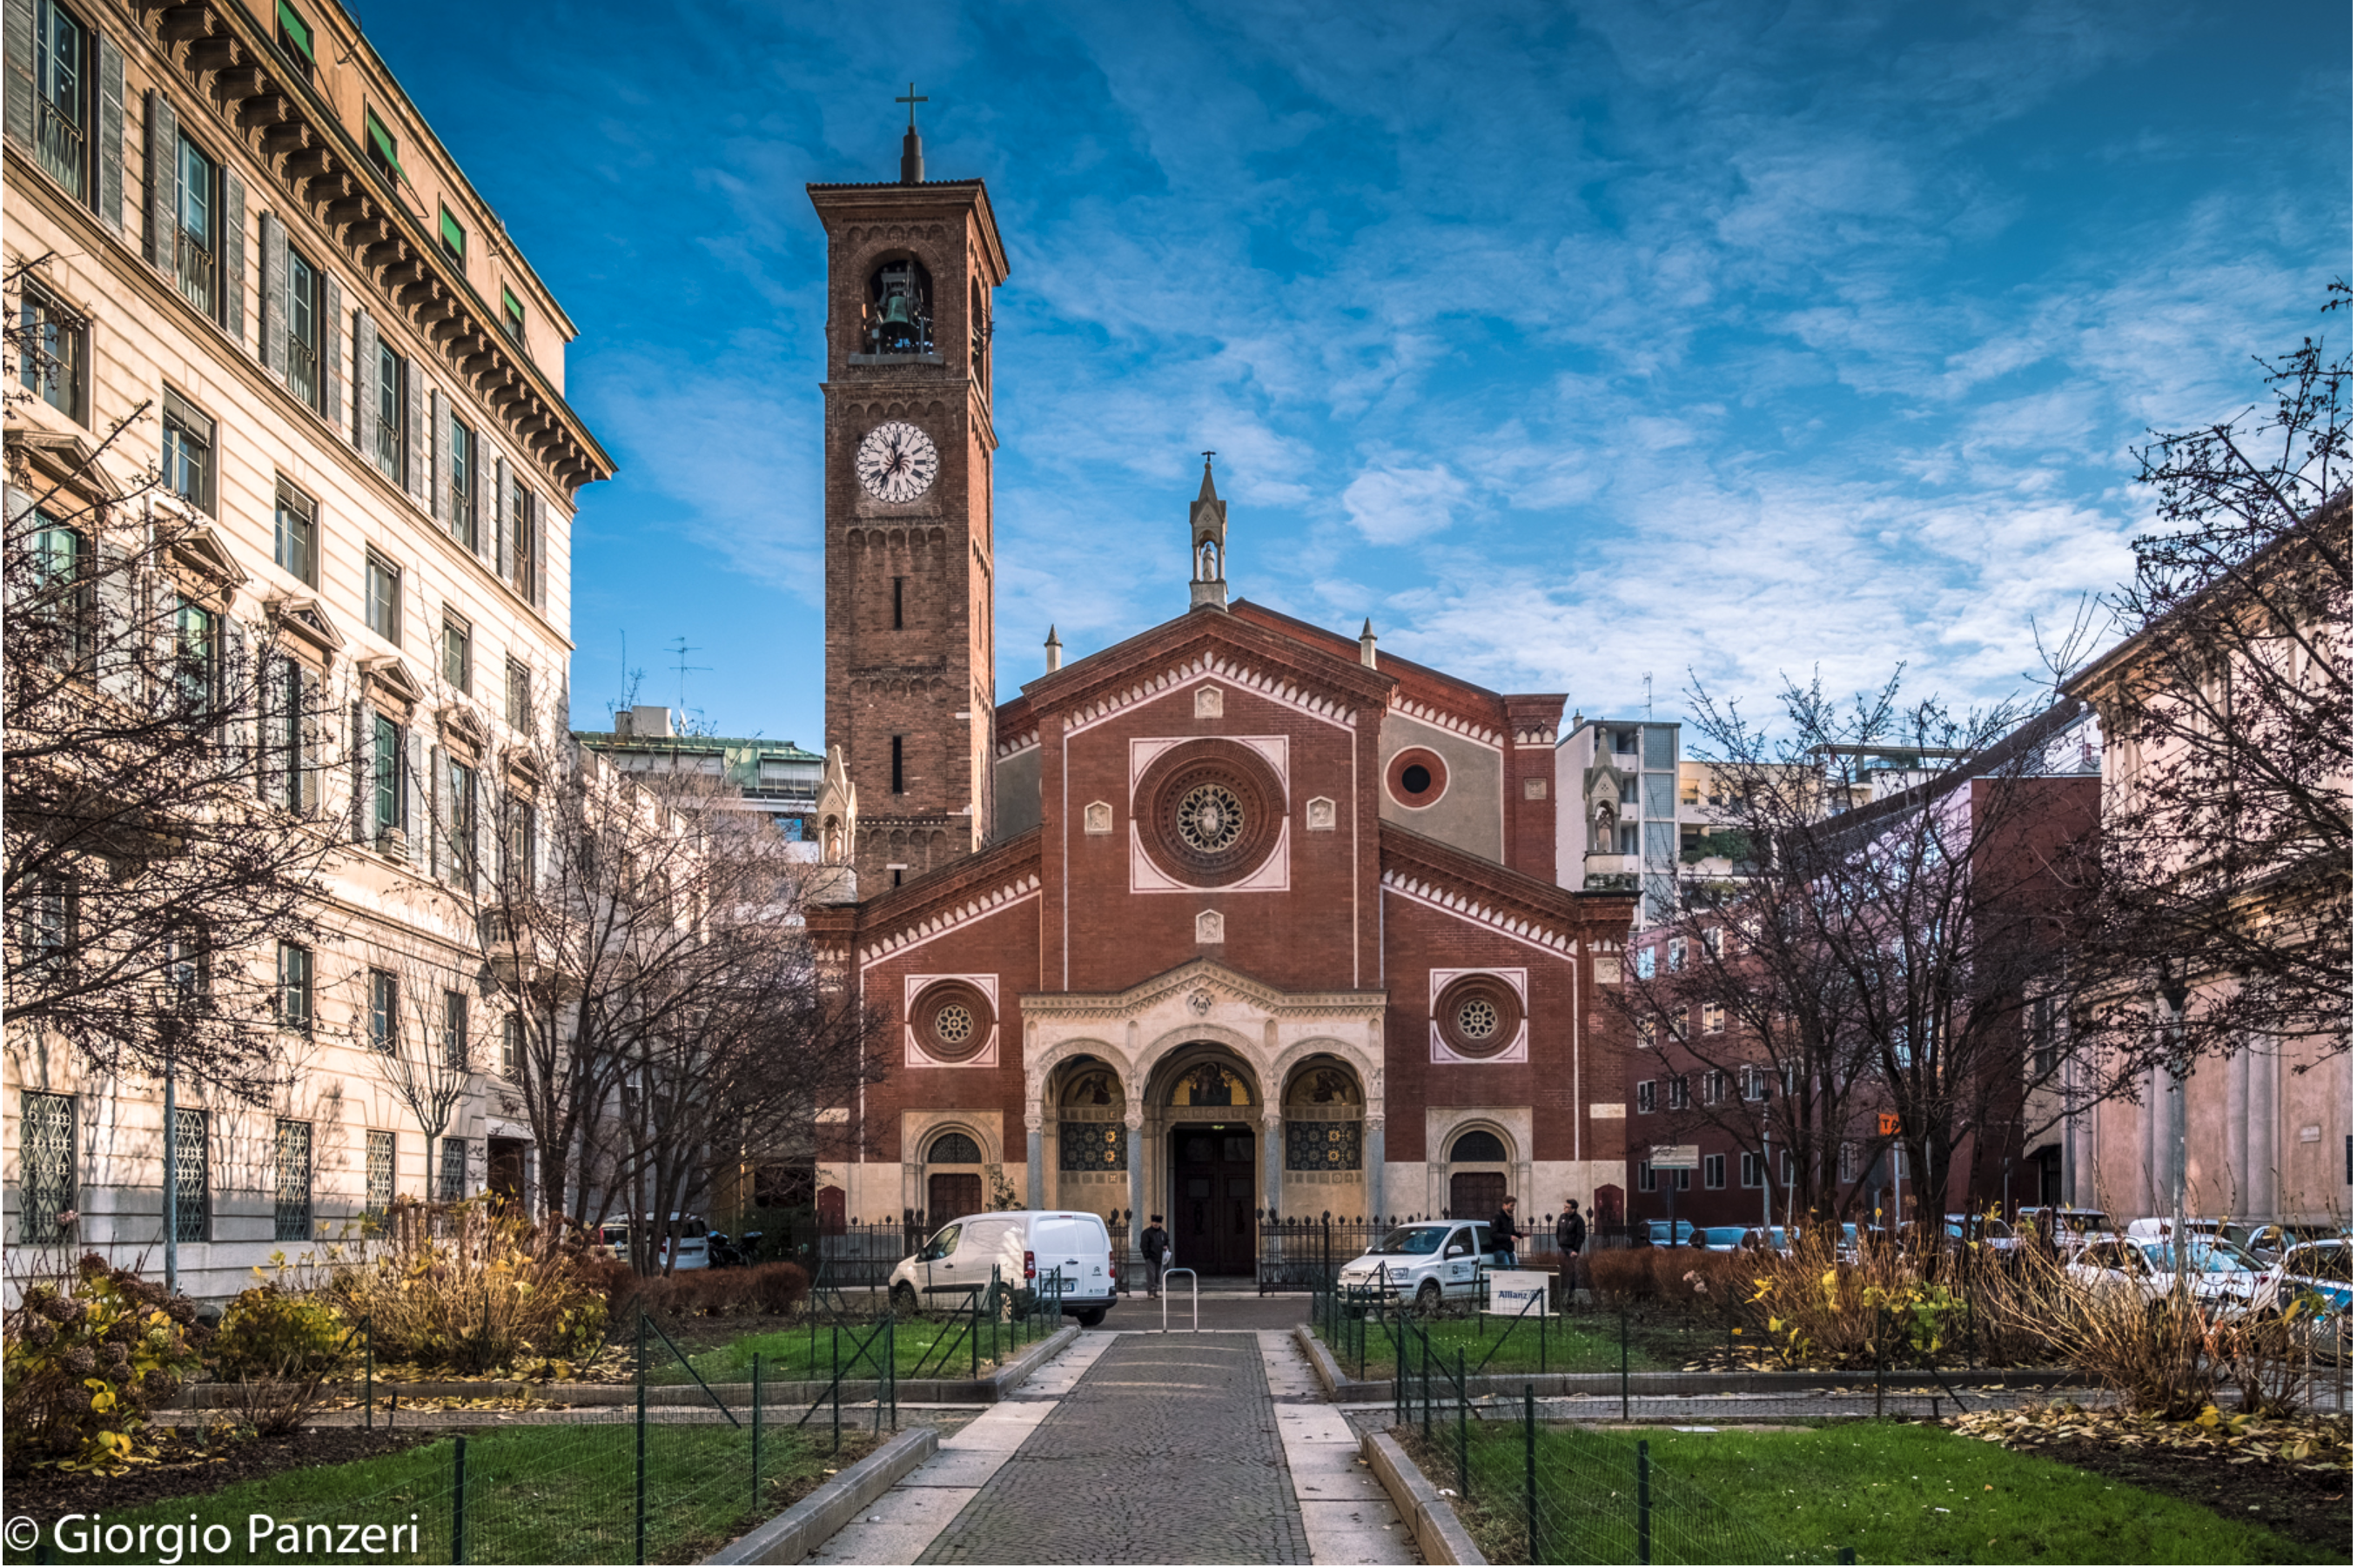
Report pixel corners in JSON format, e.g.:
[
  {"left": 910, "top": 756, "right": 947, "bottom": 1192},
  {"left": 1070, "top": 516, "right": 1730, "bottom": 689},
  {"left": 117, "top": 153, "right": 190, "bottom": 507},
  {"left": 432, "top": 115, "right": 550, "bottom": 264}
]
[
  {"left": 174, "top": 233, "right": 216, "bottom": 316},
  {"left": 36, "top": 101, "right": 84, "bottom": 195},
  {"left": 373, "top": 416, "right": 403, "bottom": 481},
  {"left": 286, "top": 336, "right": 319, "bottom": 411}
]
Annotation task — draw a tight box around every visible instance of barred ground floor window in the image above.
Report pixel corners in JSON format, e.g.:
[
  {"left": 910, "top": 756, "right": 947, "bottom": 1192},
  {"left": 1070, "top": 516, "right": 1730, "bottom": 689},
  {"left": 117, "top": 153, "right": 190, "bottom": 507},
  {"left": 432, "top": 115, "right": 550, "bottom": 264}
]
[{"left": 19, "top": 1091, "right": 76, "bottom": 1243}]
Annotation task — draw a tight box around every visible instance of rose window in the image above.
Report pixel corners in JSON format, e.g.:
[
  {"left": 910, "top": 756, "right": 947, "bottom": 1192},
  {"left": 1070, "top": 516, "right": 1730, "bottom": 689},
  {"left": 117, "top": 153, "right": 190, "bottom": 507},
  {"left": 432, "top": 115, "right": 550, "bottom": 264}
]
[
  {"left": 935, "top": 1005, "right": 974, "bottom": 1045},
  {"left": 1175, "top": 783, "right": 1245, "bottom": 854},
  {"left": 1457, "top": 998, "right": 1499, "bottom": 1040}
]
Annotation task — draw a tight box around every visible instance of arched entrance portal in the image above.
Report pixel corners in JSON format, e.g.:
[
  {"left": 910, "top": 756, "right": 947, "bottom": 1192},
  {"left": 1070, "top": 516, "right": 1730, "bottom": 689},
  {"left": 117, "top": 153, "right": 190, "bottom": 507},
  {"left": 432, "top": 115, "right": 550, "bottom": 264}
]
[{"left": 1164, "top": 1056, "right": 1260, "bottom": 1277}]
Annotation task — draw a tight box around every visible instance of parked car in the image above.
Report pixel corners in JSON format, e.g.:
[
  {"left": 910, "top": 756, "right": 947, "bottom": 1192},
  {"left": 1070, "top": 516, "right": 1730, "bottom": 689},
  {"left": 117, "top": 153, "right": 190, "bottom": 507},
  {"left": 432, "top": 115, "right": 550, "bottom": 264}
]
[
  {"left": 1336, "top": 1220, "right": 1509, "bottom": 1311},
  {"left": 1944, "top": 1214, "right": 2018, "bottom": 1253},
  {"left": 1696, "top": 1226, "right": 1752, "bottom": 1251},
  {"left": 887, "top": 1210, "right": 1119, "bottom": 1328},
  {"left": 705, "top": 1230, "right": 749, "bottom": 1269},
  {"left": 2066, "top": 1236, "right": 2270, "bottom": 1310},
  {"left": 2264, "top": 1240, "right": 2353, "bottom": 1316},
  {"left": 599, "top": 1212, "right": 713, "bottom": 1270},
  {"left": 2017, "top": 1206, "right": 2119, "bottom": 1250},
  {"left": 1642, "top": 1219, "right": 1697, "bottom": 1247},
  {"left": 2236, "top": 1223, "right": 2349, "bottom": 1263}
]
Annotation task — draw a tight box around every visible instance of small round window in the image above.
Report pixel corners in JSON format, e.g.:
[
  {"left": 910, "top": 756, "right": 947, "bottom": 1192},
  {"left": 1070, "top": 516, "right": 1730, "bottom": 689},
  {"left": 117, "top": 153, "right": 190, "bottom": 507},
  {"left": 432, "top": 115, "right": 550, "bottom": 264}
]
[
  {"left": 912, "top": 980, "right": 994, "bottom": 1062},
  {"left": 1387, "top": 747, "right": 1448, "bottom": 808},
  {"left": 1434, "top": 973, "right": 1522, "bottom": 1058},
  {"left": 1132, "top": 740, "right": 1287, "bottom": 886}
]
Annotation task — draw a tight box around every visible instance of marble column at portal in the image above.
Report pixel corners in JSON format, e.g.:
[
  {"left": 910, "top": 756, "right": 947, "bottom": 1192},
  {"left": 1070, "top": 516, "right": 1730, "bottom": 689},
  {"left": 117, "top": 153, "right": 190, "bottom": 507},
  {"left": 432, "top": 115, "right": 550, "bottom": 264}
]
[
  {"left": 1366, "top": 1112, "right": 1386, "bottom": 1223},
  {"left": 1025, "top": 1112, "right": 1044, "bottom": 1209},
  {"left": 1262, "top": 1109, "right": 1285, "bottom": 1222},
  {"left": 1126, "top": 1104, "right": 1145, "bottom": 1243}
]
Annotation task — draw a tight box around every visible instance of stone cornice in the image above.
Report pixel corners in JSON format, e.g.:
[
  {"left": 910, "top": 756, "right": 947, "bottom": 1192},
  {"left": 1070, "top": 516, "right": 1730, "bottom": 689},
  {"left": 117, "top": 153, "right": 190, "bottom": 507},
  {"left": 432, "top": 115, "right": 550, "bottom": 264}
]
[
  {"left": 126, "top": 0, "right": 611, "bottom": 494},
  {"left": 1019, "top": 956, "right": 1387, "bottom": 1023},
  {"left": 1023, "top": 604, "right": 1394, "bottom": 727}
]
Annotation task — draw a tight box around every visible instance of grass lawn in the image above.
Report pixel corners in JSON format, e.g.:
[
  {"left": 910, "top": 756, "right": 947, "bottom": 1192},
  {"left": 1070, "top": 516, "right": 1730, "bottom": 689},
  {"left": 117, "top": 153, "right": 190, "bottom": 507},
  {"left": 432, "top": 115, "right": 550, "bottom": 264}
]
[
  {"left": 3, "top": 1422, "right": 879, "bottom": 1566},
  {"left": 668, "top": 1307, "right": 1061, "bottom": 1385},
  {"left": 1312, "top": 1310, "right": 1693, "bottom": 1379},
  {"left": 1407, "top": 1419, "right": 2340, "bottom": 1565}
]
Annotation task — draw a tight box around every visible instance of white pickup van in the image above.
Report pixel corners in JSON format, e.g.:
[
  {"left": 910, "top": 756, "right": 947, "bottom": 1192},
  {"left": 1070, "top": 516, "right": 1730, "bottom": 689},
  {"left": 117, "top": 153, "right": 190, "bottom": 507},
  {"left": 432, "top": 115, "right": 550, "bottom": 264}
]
[
  {"left": 887, "top": 1210, "right": 1118, "bottom": 1328},
  {"left": 1334, "top": 1220, "right": 1508, "bottom": 1311}
]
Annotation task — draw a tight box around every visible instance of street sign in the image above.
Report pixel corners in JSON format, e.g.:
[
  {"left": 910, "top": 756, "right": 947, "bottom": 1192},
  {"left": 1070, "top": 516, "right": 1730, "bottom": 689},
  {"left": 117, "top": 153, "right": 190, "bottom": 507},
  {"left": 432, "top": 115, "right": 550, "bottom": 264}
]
[
  {"left": 1650, "top": 1143, "right": 1701, "bottom": 1170},
  {"left": 1877, "top": 1113, "right": 1902, "bottom": 1137}
]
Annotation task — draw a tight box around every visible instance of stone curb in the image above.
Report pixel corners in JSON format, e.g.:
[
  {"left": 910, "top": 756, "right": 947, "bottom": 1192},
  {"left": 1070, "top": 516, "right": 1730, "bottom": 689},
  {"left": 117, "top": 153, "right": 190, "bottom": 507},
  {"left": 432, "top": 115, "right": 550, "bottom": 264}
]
[
  {"left": 1293, "top": 1322, "right": 1346, "bottom": 1400},
  {"left": 1307, "top": 1347, "right": 2086, "bottom": 1404},
  {"left": 701, "top": 1425, "right": 938, "bottom": 1565},
  {"left": 179, "top": 1326, "right": 1083, "bottom": 1411},
  {"left": 1363, "top": 1429, "right": 1486, "bottom": 1566}
]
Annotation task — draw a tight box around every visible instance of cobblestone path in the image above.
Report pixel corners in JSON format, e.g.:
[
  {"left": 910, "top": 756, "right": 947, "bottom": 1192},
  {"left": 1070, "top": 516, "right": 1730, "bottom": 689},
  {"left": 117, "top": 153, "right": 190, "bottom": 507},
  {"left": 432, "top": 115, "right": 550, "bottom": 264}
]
[{"left": 917, "top": 1333, "right": 1310, "bottom": 1565}]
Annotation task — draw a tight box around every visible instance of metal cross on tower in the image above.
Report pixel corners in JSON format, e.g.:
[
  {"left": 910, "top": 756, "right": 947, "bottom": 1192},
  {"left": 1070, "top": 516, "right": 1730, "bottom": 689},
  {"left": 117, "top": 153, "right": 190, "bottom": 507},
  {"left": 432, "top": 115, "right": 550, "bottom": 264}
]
[{"left": 896, "top": 83, "right": 928, "bottom": 131}]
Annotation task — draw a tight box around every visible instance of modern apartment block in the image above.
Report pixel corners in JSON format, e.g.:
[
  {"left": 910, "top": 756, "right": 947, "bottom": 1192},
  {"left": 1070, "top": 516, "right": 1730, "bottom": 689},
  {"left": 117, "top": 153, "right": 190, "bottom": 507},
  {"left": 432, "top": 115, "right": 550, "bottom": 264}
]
[
  {"left": 577, "top": 706, "right": 829, "bottom": 851},
  {"left": 4, "top": 0, "right": 610, "bottom": 1297}
]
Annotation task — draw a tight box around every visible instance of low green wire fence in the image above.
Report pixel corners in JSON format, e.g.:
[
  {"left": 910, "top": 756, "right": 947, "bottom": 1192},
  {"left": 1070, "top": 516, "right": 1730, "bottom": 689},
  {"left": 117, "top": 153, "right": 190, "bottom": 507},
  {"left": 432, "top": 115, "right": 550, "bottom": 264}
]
[{"left": 1388, "top": 1318, "right": 1850, "bottom": 1565}]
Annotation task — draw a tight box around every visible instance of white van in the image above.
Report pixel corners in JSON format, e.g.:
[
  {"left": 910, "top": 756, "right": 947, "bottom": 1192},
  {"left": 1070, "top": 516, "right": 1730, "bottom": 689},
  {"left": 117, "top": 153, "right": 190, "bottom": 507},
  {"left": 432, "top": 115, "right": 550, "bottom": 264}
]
[
  {"left": 886, "top": 1210, "right": 1118, "bottom": 1328},
  {"left": 1334, "top": 1220, "right": 1508, "bottom": 1311}
]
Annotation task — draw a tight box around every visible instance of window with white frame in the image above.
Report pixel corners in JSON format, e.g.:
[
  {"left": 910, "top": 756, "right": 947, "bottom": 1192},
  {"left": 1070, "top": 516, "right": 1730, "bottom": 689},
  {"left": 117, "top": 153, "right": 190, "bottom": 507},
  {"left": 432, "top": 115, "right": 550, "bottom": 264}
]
[
  {"left": 1740, "top": 1151, "right": 1765, "bottom": 1189},
  {"left": 1703, "top": 1153, "right": 1725, "bottom": 1189},
  {"left": 1635, "top": 1080, "right": 1655, "bottom": 1114}
]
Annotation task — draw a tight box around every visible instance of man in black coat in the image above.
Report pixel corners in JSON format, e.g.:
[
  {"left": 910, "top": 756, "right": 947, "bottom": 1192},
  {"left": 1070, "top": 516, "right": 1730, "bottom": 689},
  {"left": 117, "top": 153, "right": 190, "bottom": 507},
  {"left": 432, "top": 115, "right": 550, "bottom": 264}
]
[
  {"left": 1490, "top": 1196, "right": 1523, "bottom": 1263},
  {"left": 1139, "top": 1215, "right": 1171, "bottom": 1297}
]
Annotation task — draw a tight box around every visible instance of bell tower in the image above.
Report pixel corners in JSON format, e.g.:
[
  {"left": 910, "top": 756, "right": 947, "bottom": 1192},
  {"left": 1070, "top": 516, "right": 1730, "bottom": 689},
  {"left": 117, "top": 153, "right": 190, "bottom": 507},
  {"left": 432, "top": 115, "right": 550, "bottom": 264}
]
[{"left": 809, "top": 111, "right": 1011, "bottom": 891}]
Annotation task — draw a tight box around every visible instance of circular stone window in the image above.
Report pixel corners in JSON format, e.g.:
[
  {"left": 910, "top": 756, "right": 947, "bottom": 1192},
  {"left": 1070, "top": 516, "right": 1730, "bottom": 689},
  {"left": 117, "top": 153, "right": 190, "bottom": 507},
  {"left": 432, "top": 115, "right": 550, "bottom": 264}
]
[
  {"left": 911, "top": 980, "right": 995, "bottom": 1062},
  {"left": 1434, "top": 972, "right": 1523, "bottom": 1058},
  {"left": 1387, "top": 747, "right": 1448, "bottom": 808},
  {"left": 1133, "top": 740, "right": 1287, "bottom": 886}
]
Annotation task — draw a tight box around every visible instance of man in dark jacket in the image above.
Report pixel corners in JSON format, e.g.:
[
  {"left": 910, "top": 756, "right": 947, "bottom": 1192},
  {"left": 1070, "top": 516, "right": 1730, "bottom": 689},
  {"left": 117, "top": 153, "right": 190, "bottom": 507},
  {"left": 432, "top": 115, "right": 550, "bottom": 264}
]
[
  {"left": 1139, "top": 1216, "right": 1171, "bottom": 1297},
  {"left": 1555, "top": 1199, "right": 1587, "bottom": 1297},
  {"left": 1490, "top": 1196, "right": 1523, "bottom": 1263}
]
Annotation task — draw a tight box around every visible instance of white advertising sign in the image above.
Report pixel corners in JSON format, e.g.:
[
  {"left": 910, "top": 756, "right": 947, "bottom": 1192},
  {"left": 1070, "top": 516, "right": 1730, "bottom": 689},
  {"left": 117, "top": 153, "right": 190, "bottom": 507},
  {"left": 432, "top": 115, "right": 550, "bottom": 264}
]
[
  {"left": 1487, "top": 1269, "right": 1551, "bottom": 1317},
  {"left": 1651, "top": 1143, "right": 1701, "bottom": 1170}
]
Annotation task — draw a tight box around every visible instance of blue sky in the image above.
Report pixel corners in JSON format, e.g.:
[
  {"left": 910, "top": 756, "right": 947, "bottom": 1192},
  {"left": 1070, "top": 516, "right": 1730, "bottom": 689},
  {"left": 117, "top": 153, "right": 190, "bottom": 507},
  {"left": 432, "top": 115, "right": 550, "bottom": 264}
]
[{"left": 364, "top": 0, "right": 2350, "bottom": 746}]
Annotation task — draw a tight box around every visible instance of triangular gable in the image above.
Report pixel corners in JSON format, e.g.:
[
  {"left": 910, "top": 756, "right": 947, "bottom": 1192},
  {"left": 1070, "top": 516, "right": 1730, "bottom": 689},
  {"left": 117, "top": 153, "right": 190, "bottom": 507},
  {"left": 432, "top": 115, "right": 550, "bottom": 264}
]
[
  {"left": 1019, "top": 955, "right": 1384, "bottom": 1019},
  {"left": 359, "top": 656, "right": 426, "bottom": 713},
  {"left": 266, "top": 595, "right": 346, "bottom": 660},
  {"left": 1018, "top": 602, "right": 1394, "bottom": 735},
  {"left": 167, "top": 522, "right": 247, "bottom": 601},
  {"left": 9, "top": 430, "right": 125, "bottom": 499}
]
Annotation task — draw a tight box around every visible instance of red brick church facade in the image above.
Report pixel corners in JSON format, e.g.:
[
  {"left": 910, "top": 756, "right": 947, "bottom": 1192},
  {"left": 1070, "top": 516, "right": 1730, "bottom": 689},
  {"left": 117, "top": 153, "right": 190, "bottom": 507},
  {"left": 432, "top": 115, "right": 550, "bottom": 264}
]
[{"left": 802, "top": 143, "right": 1633, "bottom": 1270}]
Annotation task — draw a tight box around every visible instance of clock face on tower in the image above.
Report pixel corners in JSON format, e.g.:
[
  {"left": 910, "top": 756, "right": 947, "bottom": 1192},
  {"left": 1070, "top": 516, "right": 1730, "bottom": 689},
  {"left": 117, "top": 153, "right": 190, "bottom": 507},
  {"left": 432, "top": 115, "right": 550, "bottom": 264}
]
[{"left": 855, "top": 420, "right": 941, "bottom": 504}]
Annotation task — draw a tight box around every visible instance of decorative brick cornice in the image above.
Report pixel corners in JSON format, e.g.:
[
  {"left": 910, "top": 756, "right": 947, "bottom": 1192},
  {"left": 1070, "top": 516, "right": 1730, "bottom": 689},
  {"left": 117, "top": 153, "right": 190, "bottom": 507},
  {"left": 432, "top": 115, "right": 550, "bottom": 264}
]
[
  {"left": 1064, "top": 650, "right": 1358, "bottom": 738},
  {"left": 1387, "top": 693, "right": 1502, "bottom": 749},
  {"left": 1380, "top": 821, "right": 1634, "bottom": 956},
  {"left": 859, "top": 873, "right": 1041, "bottom": 966}
]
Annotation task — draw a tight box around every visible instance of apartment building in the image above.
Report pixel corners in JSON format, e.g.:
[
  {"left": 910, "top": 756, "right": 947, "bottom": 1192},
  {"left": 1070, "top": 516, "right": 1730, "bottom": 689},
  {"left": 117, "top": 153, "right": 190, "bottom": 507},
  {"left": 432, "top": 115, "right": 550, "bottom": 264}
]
[
  {"left": 4, "top": 0, "right": 610, "bottom": 1297},
  {"left": 577, "top": 706, "right": 828, "bottom": 851}
]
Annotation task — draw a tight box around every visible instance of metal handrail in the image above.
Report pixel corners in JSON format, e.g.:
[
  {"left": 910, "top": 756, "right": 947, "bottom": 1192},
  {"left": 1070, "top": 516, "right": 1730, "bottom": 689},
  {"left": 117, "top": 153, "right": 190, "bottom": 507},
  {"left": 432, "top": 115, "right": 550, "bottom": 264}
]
[
  {"left": 175, "top": 234, "right": 216, "bottom": 315},
  {"left": 1160, "top": 1267, "right": 1199, "bottom": 1333},
  {"left": 286, "top": 337, "right": 320, "bottom": 410},
  {"left": 36, "top": 100, "right": 84, "bottom": 193}
]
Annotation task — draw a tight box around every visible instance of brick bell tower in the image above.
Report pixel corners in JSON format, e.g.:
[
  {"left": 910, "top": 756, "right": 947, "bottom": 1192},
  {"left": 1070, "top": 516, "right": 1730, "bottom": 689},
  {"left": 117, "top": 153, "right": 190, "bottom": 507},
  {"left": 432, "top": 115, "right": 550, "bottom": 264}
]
[{"left": 809, "top": 101, "right": 1011, "bottom": 891}]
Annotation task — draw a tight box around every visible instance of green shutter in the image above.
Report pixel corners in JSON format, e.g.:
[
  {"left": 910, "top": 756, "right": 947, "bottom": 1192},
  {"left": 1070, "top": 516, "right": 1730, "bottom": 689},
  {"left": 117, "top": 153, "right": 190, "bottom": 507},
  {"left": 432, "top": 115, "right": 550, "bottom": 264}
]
[
  {"left": 365, "top": 111, "right": 401, "bottom": 178},
  {"left": 440, "top": 208, "right": 466, "bottom": 259},
  {"left": 277, "top": 1, "right": 313, "bottom": 62}
]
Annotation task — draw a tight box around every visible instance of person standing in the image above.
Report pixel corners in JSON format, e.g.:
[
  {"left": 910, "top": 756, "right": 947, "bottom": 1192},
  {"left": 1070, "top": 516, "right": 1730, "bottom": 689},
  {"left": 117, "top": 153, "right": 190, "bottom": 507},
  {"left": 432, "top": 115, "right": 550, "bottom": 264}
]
[
  {"left": 1139, "top": 1214, "right": 1171, "bottom": 1298},
  {"left": 1490, "top": 1196, "right": 1524, "bottom": 1263},
  {"left": 1555, "top": 1198, "right": 1587, "bottom": 1297}
]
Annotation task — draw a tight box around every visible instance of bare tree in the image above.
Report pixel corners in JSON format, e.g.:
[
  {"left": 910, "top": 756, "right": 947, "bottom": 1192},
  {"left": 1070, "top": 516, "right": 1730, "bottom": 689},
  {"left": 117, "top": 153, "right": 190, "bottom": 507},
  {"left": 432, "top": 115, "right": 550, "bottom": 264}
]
[
  {"left": 1625, "top": 672, "right": 2132, "bottom": 1238},
  {"left": 422, "top": 702, "right": 885, "bottom": 1253},
  {"left": 353, "top": 944, "right": 480, "bottom": 1202},
  {"left": 5, "top": 261, "right": 343, "bottom": 1102},
  {"left": 2063, "top": 284, "right": 2352, "bottom": 1071}
]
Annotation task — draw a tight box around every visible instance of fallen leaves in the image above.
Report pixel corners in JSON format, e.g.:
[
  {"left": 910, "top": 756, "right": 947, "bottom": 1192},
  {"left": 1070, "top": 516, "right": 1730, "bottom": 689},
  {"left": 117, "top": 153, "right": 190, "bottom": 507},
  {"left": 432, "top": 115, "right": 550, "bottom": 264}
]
[{"left": 1950, "top": 1400, "right": 2353, "bottom": 1476}]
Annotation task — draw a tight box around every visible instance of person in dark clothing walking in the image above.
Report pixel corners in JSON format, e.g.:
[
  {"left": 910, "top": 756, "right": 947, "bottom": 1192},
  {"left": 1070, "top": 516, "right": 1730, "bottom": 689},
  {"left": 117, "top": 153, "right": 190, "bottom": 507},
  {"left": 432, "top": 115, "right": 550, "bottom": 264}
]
[
  {"left": 1490, "top": 1196, "right": 1523, "bottom": 1263},
  {"left": 1139, "top": 1215, "right": 1171, "bottom": 1297}
]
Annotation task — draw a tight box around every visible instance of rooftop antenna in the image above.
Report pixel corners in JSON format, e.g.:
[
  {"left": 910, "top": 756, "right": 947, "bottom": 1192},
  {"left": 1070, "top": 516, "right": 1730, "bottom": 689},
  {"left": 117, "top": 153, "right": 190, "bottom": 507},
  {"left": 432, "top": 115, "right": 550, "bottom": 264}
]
[
  {"left": 666, "top": 636, "right": 712, "bottom": 714},
  {"left": 1643, "top": 671, "right": 1654, "bottom": 720}
]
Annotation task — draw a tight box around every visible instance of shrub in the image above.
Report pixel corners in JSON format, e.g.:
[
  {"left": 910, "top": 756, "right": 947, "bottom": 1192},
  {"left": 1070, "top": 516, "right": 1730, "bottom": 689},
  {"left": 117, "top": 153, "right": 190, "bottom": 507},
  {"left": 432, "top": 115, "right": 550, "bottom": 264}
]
[
  {"left": 320, "top": 1198, "right": 608, "bottom": 1375},
  {"left": 1, "top": 1254, "right": 209, "bottom": 1471},
  {"left": 210, "top": 1281, "right": 353, "bottom": 1436},
  {"left": 1983, "top": 1243, "right": 2233, "bottom": 1418},
  {"left": 622, "top": 1262, "right": 810, "bottom": 1321}
]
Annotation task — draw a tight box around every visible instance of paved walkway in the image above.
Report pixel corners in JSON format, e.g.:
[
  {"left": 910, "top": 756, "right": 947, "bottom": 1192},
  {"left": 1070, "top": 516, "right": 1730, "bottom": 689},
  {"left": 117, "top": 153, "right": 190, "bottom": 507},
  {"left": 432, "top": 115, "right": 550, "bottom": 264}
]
[{"left": 811, "top": 1330, "right": 1415, "bottom": 1565}]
